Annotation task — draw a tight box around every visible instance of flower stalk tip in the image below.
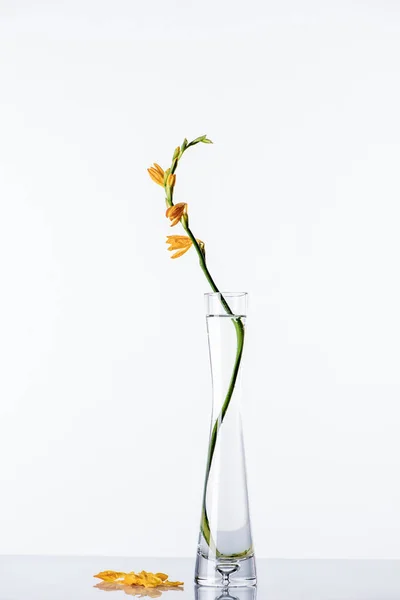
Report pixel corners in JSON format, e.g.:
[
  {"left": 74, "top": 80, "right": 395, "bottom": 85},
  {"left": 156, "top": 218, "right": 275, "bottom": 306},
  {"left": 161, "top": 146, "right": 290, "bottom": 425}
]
[{"left": 189, "top": 134, "right": 213, "bottom": 146}]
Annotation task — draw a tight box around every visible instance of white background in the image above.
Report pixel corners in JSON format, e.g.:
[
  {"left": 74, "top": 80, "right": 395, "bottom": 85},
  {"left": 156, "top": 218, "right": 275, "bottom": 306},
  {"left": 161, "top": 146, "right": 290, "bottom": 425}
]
[{"left": 1, "top": 0, "right": 400, "bottom": 559}]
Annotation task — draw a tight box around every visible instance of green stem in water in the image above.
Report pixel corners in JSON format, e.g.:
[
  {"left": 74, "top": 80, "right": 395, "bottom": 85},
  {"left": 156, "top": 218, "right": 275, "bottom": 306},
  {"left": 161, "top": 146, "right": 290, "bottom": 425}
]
[
  {"left": 201, "top": 315, "right": 245, "bottom": 554},
  {"left": 184, "top": 224, "right": 245, "bottom": 553}
]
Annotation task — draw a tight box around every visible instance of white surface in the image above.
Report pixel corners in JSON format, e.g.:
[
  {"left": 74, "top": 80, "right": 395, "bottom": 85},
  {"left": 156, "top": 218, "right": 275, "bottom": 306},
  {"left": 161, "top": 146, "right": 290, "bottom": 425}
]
[
  {"left": 1, "top": 0, "right": 400, "bottom": 559},
  {"left": 1, "top": 556, "right": 400, "bottom": 600}
]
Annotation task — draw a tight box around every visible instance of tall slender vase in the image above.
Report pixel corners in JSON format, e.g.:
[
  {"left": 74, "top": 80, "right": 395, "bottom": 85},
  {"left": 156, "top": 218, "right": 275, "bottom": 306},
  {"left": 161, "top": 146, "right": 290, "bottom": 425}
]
[{"left": 195, "top": 292, "right": 256, "bottom": 587}]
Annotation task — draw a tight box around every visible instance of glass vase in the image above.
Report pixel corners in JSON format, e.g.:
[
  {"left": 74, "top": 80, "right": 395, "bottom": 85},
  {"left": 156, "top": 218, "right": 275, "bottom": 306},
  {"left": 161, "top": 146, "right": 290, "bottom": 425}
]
[{"left": 195, "top": 292, "right": 256, "bottom": 587}]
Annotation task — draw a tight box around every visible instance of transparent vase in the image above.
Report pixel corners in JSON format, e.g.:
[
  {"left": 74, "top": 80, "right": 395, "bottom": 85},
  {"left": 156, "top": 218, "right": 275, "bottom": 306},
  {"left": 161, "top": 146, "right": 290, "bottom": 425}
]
[{"left": 195, "top": 292, "right": 256, "bottom": 588}]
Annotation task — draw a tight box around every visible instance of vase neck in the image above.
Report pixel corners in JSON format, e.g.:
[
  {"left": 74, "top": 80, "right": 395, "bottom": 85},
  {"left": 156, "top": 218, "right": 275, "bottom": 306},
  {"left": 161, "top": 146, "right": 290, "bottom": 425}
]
[
  {"left": 205, "top": 292, "right": 247, "bottom": 318},
  {"left": 206, "top": 313, "right": 245, "bottom": 416}
]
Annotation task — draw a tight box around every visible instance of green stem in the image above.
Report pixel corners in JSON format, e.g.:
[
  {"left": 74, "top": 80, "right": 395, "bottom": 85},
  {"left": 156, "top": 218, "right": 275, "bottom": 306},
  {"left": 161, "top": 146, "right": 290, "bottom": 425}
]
[
  {"left": 201, "top": 316, "right": 245, "bottom": 554},
  {"left": 184, "top": 224, "right": 245, "bottom": 553},
  {"left": 164, "top": 137, "right": 245, "bottom": 554}
]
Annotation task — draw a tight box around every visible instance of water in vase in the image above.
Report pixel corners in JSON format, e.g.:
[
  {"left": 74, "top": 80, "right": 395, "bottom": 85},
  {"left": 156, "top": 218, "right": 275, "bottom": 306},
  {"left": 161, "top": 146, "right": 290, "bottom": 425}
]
[{"left": 195, "top": 295, "right": 256, "bottom": 587}]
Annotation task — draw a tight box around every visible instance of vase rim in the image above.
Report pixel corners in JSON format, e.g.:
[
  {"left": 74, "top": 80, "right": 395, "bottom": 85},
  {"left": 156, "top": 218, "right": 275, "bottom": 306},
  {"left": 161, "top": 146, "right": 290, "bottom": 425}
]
[{"left": 204, "top": 291, "right": 248, "bottom": 298}]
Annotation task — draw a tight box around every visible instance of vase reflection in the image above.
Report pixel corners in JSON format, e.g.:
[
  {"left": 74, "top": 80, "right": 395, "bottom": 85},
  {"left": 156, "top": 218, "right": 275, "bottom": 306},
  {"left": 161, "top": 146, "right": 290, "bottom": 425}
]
[{"left": 195, "top": 584, "right": 257, "bottom": 600}]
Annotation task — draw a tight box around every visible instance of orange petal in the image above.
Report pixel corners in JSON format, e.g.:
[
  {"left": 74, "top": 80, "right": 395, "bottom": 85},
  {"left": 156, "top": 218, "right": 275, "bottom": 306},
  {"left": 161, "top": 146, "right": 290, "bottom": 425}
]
[
  {"left": 147, "top": 168, "right": 164, "bottom": 186},
  {"left": 94, "top": 571, "right": 126, "bottom": 582},
  {"left": 153, "top": 163, "right": 164, "bottom": 177},
  {"left": 136, "top": 572, "right": 164, "bottom": 587},
  {"left": 166, "top": 235, "right": 186, "bottom": 241},
  {"left": 123, "top": 573, "right": 142, "bottom": 586},
  {"left": 171, "top": 246, "right": 191, "bottom": 259},
  {"left": 166, "top": 235, "right": 191, "bottom": 249}
]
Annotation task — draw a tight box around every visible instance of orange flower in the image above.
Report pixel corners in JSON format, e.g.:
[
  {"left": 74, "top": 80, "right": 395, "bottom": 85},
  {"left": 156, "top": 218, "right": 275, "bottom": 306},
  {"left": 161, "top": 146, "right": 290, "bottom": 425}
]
[
  {"left": 166, "top": 203, "right": 187, "bottom": 226},
  {"left": 166, "top": 235, "right": 192, "bottom": 259},
  {"left": 166, "top": 235, "right": 204, "bottom": 259},
  {"left": 147, "top": 163, "right": 165, "bottom": 186}
]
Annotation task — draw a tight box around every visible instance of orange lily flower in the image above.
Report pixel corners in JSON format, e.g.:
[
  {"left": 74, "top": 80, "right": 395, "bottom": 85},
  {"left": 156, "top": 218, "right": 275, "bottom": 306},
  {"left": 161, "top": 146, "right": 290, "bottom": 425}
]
[
  {"left": 166, "top": 203, "right": 187, "bottom": 226},
  {"left": 166, "top": 235, "right": 204, "bottom": 259}
]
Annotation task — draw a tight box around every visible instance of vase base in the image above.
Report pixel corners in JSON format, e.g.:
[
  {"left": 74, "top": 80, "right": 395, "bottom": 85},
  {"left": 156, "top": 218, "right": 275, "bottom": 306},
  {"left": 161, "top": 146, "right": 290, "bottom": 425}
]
[
  {"left": 195, "top": 552, "right": 256, "bottom": 587},
  {"left": 195, "top": 585, "right": 257, "bottom": 600}
]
